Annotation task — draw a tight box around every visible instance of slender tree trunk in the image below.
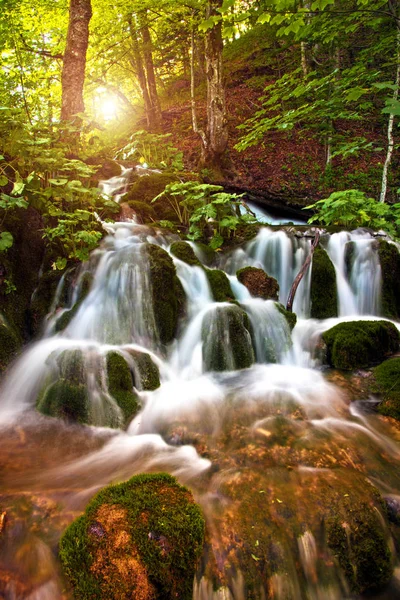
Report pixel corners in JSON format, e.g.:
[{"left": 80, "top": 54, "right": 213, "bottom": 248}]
[
  {"left": 203, "top": 0, "right": 228, "bottom": 170},
  {"left": 300, "top": 42, "right": 308, "bottom": 78},
  {"left": 380, "top": 25, "right": 400, "bottom": 203},
  {"left": 190, "top": 25, "right": 208, "bottom": 155},
  {"left": 128, "top": 17, "right": 152, "bottom": 128},
  {"left": 140, "top": 12, "right": 162, "bottom": 131},
  {"left": 60, "top": 0, "right": 92, "bottom": 122}
]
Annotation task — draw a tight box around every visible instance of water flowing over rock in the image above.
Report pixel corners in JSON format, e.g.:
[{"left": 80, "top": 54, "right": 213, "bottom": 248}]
[{"left": 1, "top": 169, "right": 400, "bottom": 599}]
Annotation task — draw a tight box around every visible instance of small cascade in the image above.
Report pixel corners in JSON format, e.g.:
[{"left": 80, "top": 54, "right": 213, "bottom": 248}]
[
  {"left": 326, "top": 230, "right": 382, "bottom": 316},
  {"left": 243, "top": 299, "right": 292, "bottom": 363},
  {"left": 99, "top": 165, "right": 132, "bottom": 203}
]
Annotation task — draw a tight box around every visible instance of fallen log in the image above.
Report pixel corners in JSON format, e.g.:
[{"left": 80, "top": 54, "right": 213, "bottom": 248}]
[{"left": 286, "top": 230, "right": 320, "bottom": 312}]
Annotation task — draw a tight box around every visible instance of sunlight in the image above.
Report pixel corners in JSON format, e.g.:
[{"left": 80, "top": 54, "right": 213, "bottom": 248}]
[{"left": 99, "top": 97, "right": 118, "bottom": 121}]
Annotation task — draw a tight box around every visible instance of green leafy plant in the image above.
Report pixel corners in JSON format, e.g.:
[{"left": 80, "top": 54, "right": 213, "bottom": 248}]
[
  {"left": 305, "top": 189, "right": 400, "bottom": 239},
  {"left": 152, "top": 181, "right": 257, "bottom": 248},
  {"left": 116, "top": 130, "right": 183, "bottom": 171}
]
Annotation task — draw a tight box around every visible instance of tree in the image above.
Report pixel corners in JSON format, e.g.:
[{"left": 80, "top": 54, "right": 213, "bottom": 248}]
[{"left": 61, "top": 0, "right": 92, "bottom": 122}]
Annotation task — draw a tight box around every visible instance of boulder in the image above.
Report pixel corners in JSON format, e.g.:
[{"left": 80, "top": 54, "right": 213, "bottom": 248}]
[
  {"left": 59, "top": 473, "right": 205, "bottom": 600},
  {"left": 310, "top": 247, "right": 338, "bottom": 319},
  {"left": 236, "top": 266, "right": 279, "bottom": 300}
]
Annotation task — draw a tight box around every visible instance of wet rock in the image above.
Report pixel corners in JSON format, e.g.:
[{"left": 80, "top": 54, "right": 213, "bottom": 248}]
[
  {"left": 106, "top": 352, "right": 139, "bottom": 424},
  {"left": 125, "top": 173, "right": 179, "bottom": 222},
  {"left": 371, "top": 357, "right": 400, "bottom": 420},
  {"left": 310, "top": 246, "right": 338, "bottom": 319},
  {"left": 145, "top": 244, "right": 186, "bottom": 344},
  {"left": 202, "top": 304, "right": 255, "bottom": 371},
  {"left": 275, "top": 302, "right": 297, "bottom": 330},
  {"left": 55, "top": 271, "right": 93, "bottom": 332},
  {"left": 60, "top": 473, "right": 205, "bottom": 600},
  {"left": 378, "top": 240, "right": 400, "bottom": 320},
  {"left": 126, "top": 350, "right": 160, "bottom": 391},
  {"left": 236, "top": 266, "right": 279, "bottom": 300},
  {"left": 322, "top": 320, "right": 399, "bottom": 370},
  {"left": 0, "top": 315, "right": 21, "bottom": 373},
  {"left": 170, "top": 241, "right": 202, "bottom": 267},
  {"left": 205, "top": 268, "right": 235, "bottom": 303}
]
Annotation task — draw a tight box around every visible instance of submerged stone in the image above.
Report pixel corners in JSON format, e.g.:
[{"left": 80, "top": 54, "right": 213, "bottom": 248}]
[
  {"left": 371, "top": 357, "right": 400, "bottom": 420},
  {"left": 59, "top": 473, "right": 205, "bottom": 600},
  {"left": 378, "top": 240, "right": 400, "bottom": 320},
  {"left": 236, "top": 266, "right": 279, "bottom": 300},
  {"left": 145, "top": 244, "right": 186, "bottom": 345},
  {"left": 322, "top": 320, "right": 399, "bottom": 370},
  {"left": 310, "top": 247, "right": 338, "bottom": 319},
  {"left": 106, "top": 352, "right": 139, "bottom": 423},
  {"left": 202, "top": 304, "right": 255, "bottom": 371}
]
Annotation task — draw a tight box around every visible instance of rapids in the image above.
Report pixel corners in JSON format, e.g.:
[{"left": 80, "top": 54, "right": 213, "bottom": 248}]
[{"left": 1, "top": 170, "right": 400, "bottom": 599}]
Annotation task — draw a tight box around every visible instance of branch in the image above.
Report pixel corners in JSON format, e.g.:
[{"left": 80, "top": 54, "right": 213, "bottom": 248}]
[
  {"left": 19, "top": 34, "right": 63, "bottom": 60},
  {"left": 286, "top": 229, "right": 320, "bottom": 312}
]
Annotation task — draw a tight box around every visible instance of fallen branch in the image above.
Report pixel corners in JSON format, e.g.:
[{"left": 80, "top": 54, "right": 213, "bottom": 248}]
[{"left": 286, "top": 229, "right": 320, "bottom": 312}]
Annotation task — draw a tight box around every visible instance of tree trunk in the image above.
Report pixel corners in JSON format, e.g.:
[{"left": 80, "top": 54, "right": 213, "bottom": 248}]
[
  {"left": 128, "top": 17, "right": 152, "bottom": 128},
  {"left": 380, "top": 24, "right": 400, "bottom": 203},
  {"left": 203, "top": 0, "right": 228, "bottom": 169},
  {"left": 140, "top": 12, "right": 163, "bottom": 132},
  {"left": 60, "top": 0, "right": 92, "bottom": 122},
  {"left": 286, "top": 230, "right": 320, "bottom": 312}
]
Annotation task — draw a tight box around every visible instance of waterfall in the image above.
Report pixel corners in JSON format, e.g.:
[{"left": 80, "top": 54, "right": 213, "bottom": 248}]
[{"left": 1, "top": 166, "right": 400, "bottom": 600}]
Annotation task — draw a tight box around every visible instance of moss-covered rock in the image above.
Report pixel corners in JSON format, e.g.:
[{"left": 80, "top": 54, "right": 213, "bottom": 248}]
[
  {"left": 371, "top": 357, "right": 400, "bottom": 420},
  {"left": 106, "top": 352, "right": 139, "bottom": 423},
  {"left": 236, "top": 266, "right": 279, "bottom": 300},
  {"left": 202, "top": 304, "right": 254, "bottom": 371},
  {"left": 127, "top": 350, "right": 160, "bottom": 391},
  {"left": 59, "top": 473, "right": 205, "bottom": 600},
  {"left": 205, "top": 269, "right": 234, "bottom": 303},
  {"left": 276, "top": 303, "right": 297, "bottom": 330},
  {"left": 126, "top": 173, "right": 178, "bottom": 222},
  {"left": 327, "top": 498, "right": 392, "bottom": 594},
  {"left": 55, "top": 272, "right": 93, "bottom": 333},
  {"left": 0, "top": 315, "right": 22, "bottom": 373},
  {"left": 310, "top": 247, "right": 338, "bottom": 319},
  {"left": 344, "top": 240, "right": 356, "bottom": 279},
  {"left": 37, "top": 379, "right": 89, "bottom": 424},
  {"left": 378, "top": 240, "right": 400, "bottom": 320},
  {"left": 29, "top": 270, "right": 63, "bottom": 337},
  {"left": 193, "top": 242, "right": 215, "bottom": 266},
  {"left": 322, "top": 320, "right": 399, "bottom": 370},
  {"left": 170, "top": 241, "right": 202, "bottom": 267},
  {"left": 144, "top": 244, "right": 186, "bottom": 345},
  {"left": 126, "top": 201, "right": 156, "bottom": 223}
]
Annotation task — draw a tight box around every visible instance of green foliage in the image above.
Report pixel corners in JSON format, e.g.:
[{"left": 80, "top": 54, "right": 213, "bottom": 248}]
[
  {"left": 116, "top": 130, "right": 183, "bottom": 171},
  {"left": 306, "top": 190, "right": 400, "bottom": 238},
  {"left": 153, "top": 181, "right": 256, "bottom": 247}
]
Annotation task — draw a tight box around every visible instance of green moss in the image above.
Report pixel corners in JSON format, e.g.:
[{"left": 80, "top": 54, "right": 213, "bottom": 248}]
[
  {"left": 128, "top": 350, "right": 160, "bottom": 391},
  {"left": 126, "top": 173, "right": 178, "bottom": 222},
  {"left": 205, "top": 269, "right": 234, "bottom": 303},
  {"left": 170, "top": 241, "right": 202, "bottom": 267},
  {"left": 145, "top": 244, "right": 186, "bottom": 345},
  {"left": 0, "top": 315, "right": 22, "bottom": 372},
  {"left": 322, "top": 320, "right": 399, "bottom": 370},
  {"left": 344, "top": 240, "right": 356, "bottom": 279},
  {"left": 37, "top": 379, "right": 89, "bottom": 424},
  {"left": 310, "top": 247, "right": 338, "bottom": 319},
  {"left": 275, "top": 303, "right": 297, "bottom": 330},
  {"left": 202, "top": 305, "right": 255, "bottom": 371},
  {"left": 106, "top": 352, "right": 139, "bottom": 423},
  {"left": 126, "top": 200, "right": 156, "bottom": 222},
  {"left": 55, "top": 272, "right": 93, "bottom": 333},
  {"left": 236, "top": 266, "right": 279, "bottom": 300},
  {"left": 57, "top": 349, "right": 85, "bottom": 384},
  {"left": 327, "top": 500, "right": 392, "bottom": 594},
  {"left": 378, "top": 240, "right": 400, "bottom": 319},
  {"left": 193, "top": 242, "right": 215, "bottom": 266},
  {"left": 372, "top": 357, "right": 400, "bottom": 420},
  {"left": 59, "top": 473, "right": 205, "bottom": 600}
]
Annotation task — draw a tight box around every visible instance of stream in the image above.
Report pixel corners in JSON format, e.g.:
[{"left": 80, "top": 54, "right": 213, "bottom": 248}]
[{"left": 1, "top": 171, "right": 400, "bottom": 599}]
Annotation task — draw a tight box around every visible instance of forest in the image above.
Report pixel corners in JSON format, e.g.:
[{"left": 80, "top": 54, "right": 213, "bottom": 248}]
[{"left": 1, "top": 0, "right": 400, "bottom": 599}]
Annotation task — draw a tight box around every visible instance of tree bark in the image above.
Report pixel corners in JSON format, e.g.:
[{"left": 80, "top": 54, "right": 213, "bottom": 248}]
[
  {"left": 203, "top": 0, "right": 228, "bottom": 168},
  {"left": 380, "top": 23, "right": 400, "bottom": 203},
  {"left": 128, "top": 17, "right": 152, "bottom": 128},
  {"left": 60, "top": 0, "right": 92, "bottom": 122},
  {"left": 140, "top": 12, "right": 163, "bottom": 131}
]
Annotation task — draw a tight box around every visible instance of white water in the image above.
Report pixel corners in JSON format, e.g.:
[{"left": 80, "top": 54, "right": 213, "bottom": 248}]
[{"left": 1, "top": 169, "right": 399, "bottom": 600}]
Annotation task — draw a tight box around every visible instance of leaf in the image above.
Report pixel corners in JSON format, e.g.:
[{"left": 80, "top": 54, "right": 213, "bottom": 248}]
[
  {"left": 0, "top": 176, "right": 8, "bottom": 186},
  {"left": 209, "top": 233, "right": 224, "bottom": 249},
  {"left": 251, "top": 554, "right": 261, "bottom": 562},
  {"left": 49, "top": 178, "right": 68, "bottom": 186},
  {"left": 257, "top": 12, "right": 271, "bottom": 24},
  {"left": 0, "top": 231, "right": 13, "bottom": 252},
  {"left": 11, "top": 181, "right": 25, "bottom": 195},
  {"left": 55, "top": 257, "right": 67, "bottom": 270}
]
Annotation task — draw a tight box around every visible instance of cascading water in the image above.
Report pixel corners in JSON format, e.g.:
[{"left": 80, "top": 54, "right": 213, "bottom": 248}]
[{"left": 1, "top": 169, "right": 400, "bottom": 599}]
